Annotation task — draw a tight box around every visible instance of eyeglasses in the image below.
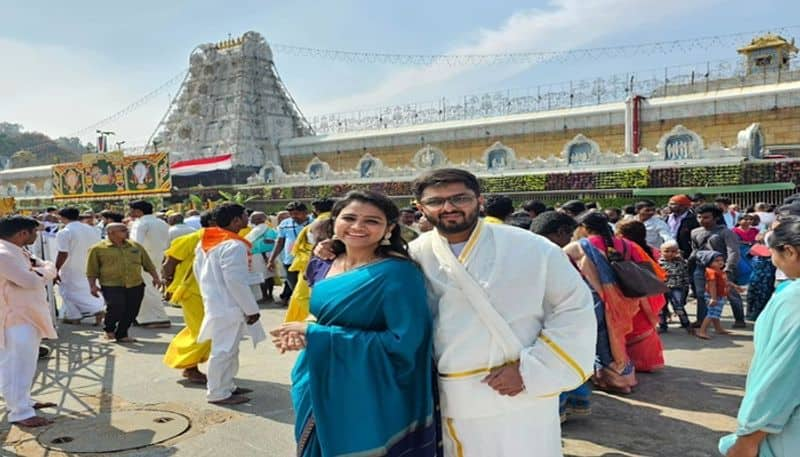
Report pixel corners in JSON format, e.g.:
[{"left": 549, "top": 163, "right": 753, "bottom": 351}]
[{"left": 418, "top": 194, "right": 476, "bottom": 209}]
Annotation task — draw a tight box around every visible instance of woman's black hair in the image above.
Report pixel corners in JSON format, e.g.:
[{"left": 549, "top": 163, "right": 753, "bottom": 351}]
[
  {"left": 615, "top": 219, "right": 655, "bottom": 260},
  {"left": 770, "top": 215, "right": 800, "bottom": 251},
  {"left": 329, "top": 191, "right": 413, "bottom": 262},
  {"left": 576, "top": 210, "right": 615, "bottom": 250}
]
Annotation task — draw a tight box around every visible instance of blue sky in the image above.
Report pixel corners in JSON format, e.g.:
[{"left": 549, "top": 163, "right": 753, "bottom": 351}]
[{"left": 1, "top": 0, "right": 798, "bottom": 148}]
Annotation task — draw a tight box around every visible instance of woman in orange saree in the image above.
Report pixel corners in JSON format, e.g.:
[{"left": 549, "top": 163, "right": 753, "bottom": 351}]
[
  {"left": 565, "top": 212, "right": 646, "bottom": 394},
  {"left": 615, "top": 220, "right": 667, "bottom": 373}
]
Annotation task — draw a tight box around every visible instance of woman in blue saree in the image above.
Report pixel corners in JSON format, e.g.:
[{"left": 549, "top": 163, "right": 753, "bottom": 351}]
[
  {"left": 272, "top": 191, "right": 438, "bottom": 457},
  {"left": 719, "top": 215, "right": 800, "bottom": 457}
]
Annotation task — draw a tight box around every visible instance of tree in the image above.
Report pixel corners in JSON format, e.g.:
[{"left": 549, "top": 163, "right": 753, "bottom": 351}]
[
  {"left": 10, "top": 150, "right": 38, "bottom": 168},
  {"left": 218, "top": 190, "right": 258, "bottom": 205}
]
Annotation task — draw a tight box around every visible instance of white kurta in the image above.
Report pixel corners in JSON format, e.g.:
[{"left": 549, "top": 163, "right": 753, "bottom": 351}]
[
  {"left": 194, "top": 239, "right": 261, "bottom": 401},
  {"left": 409, "top": 221, "right": 596, "bottom": 457},
  {"left": 245, "top": 224, "right": 273, "bottom": 299},
  {"left": 55, "top": 221, "right": 105, "bottom": 320},
  {"left": 130, "top": 214, "right": 170, "bottom": 324},
  {"left": 169, "top": 224, "right": 196, "bottom": 242}
]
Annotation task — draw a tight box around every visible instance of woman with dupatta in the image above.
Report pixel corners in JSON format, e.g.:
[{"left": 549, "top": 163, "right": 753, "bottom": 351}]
[
  {"left": 720, "top": 215, "right": 800, "bottom": 457},
  {"left": 615, "top": 219, "right": 667, "bottom": 373},
  {"left": 272, "top": 191, "right": 437, "bottom": 457},
  {"left": 564, "top": 212, "right": 656, "bottom": 394}
]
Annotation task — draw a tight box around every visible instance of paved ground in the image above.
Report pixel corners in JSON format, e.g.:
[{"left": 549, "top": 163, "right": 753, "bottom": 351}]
[{"left": 1, "top": 301, "right": 751, "bottom": 457}]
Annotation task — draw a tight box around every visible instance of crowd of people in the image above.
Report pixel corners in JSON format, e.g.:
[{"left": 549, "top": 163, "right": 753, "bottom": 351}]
[{"left": 0, "top": 168, "right": 798, "bottom": 456}]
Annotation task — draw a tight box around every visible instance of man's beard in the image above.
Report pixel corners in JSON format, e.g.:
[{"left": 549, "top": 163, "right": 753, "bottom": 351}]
[{"left": 429, "top": 209, "right": 479, "bottom": 235}]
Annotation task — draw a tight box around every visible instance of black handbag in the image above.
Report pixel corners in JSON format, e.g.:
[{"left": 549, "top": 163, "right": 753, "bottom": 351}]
[{"left": 607, "top": 241, "right": 669, "bottom": 298}]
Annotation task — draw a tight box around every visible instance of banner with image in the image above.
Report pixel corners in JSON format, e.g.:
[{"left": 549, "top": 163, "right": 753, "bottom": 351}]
[{"left": 53, "top": 151, "right": 171, "bottom": 200}]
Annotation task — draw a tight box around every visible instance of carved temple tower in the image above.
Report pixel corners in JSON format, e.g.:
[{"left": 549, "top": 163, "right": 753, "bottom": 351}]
[{"left": 153, "top": 31, "right": 312, "bottom": 175}]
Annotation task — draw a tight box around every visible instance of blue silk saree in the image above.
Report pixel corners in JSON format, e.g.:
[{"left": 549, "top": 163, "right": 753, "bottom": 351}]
[{"left": 292, "top": 257, "right": 438, "bottom": 457}]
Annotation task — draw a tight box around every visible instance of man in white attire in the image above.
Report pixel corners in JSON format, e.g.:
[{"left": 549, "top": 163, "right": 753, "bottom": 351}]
[
  {"left": 244, "top": 211, "right": 274, "bottom": 303},
  {"left": 0, "top": 216, "right": 58, "bottom": 427},
  {"left": 129, "top": 200, "right": 171, "bottom": 328},
  {"left": 54, "top": 207, "right": 105, "bottom": 325},
  {"left": 411, "top": 169, "right": 596, "bottom": 457},
  {"left": 195, "top": 203, "right": 262, "bottom": 405}
]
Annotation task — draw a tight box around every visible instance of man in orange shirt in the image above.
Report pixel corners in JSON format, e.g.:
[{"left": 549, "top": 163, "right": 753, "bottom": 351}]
[{"left": 0, "top": 216, "right": 58, "bottom": 427}]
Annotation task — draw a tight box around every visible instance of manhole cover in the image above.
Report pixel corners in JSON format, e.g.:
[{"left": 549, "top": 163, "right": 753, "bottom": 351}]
[{"left": 37, "top": 410, "right": 190, "bottom": 453}]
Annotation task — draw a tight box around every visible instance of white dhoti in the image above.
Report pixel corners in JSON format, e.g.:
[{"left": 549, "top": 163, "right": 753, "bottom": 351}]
[
  {"left": 249, "top": 254, "right": 269, "bottom": 300},
  {"left": 58, "top": 276, "right": 105, "bottom": 320},
  {"left": 411, "top": 222, "right": 596, "bottom": 457},
  {"left": 135, "top": 276, "right": 170, "bottom": 325},
  {"left": 0, "top": 324, "right": 41, "bottom": 422},
  {"left": 443, "top": 403, "right": 561, "bottom": 457},
  {"left": 201, "top": 319, "right": 245, "bottom": 401}
]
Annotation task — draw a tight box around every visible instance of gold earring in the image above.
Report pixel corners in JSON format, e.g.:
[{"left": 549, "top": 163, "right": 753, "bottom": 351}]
[{"left": 380, "top": 234, "right": 391, "bottom": 246}]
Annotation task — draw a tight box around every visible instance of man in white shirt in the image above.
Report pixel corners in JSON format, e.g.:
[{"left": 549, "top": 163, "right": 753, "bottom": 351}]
[
  {"left": 635, "top": 199, "right": 673, "bottom": 250},
  {"left": 129, "top": 200, "right": 171, "bottom": 328},
  {"left": 410, "top": 169, "right": 595, "bottom": 457},
  {"left": 167, "top": 212, "right": 195, "bottom": 242},
  {"left": 55, "top": 207, "right": 105, "bottom": 325},
  {"left": 195, "top": 203, "right": 261, "bottom": 405}
]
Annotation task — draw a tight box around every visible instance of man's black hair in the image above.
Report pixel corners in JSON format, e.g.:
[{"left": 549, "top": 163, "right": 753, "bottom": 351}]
[
  {"left": 200, "top": 211, "right": 215, "bottom": 228},
  {"left": 311, "top": 198, "right": 335, "bottom": 213},
  {"left": 522, "top": 200, "right": 546, "bottom": 216},
  {"left": 212, "top": 203, "right": 246, "bottom": 228},
  {"left": 696, "top": 203, "right": 722, "bottom": 218},
  {"left": 485, "top": 195, "right": 514, "bottom": 220},
  {"left": 285, "top": 201, "right": 308, "bottom": 212},
  {"left": 129, "top": 200, "right": 154, "bottom": 215},
  {"left": 634, "top": 200, "right": 656, "bottom": 212},
  {"left": 58, "top": 207, "right": 80, "bottom": 221},
  {"left": 530, "top": 210, "right": 578, "bottom": 237},
  {"left": 0, "top": 216, "right": 39, "bottom": 239}
]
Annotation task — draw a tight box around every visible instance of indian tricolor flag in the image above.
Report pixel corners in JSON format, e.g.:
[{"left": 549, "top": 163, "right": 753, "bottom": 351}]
[{"left": 170, "top": 154, "right": 233, "bottom": 176}]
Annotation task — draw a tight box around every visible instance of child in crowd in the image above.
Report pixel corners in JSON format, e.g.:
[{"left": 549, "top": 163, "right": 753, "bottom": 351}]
[
  {"left": 658, "top": 240, "right": 691, "bottom": 333},
  {"left": 733, "top": 213, "right": 760, "bottom": 245},
  {"left": 695, "top": 250, "right": 744, "bottom": 340}
]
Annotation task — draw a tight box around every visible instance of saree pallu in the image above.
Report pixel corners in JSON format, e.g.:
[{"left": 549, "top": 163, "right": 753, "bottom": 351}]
[
  {"left": 291, "top": 258, "right": 438, "bottom": 457},
  {"left": 579, "top": 237, "right": 649, "bottom": 393},
  {"left": 624, "top": 243, "right": 666, "bottom": 373}
]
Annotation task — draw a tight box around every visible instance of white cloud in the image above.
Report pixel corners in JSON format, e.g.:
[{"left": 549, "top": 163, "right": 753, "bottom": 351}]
[
  {"left": 0, "top": 38, "right": 173, "bottom": 148},
  {"left": 303, "top": 0, "right": 719, "bottom": 116}
]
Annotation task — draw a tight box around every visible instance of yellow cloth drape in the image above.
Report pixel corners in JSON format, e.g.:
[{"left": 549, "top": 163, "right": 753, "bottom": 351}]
[
  {"left": 163, "top": 230, "right": 212, "bottom": 369},
  {"left": 284, "top": 212, "right": 330, "bottom": 322},
  {"left": 483, "top": 216, "right": 505, "bottom": 224}
]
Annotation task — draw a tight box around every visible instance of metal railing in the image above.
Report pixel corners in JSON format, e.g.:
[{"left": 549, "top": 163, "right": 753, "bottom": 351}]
[{"left": 311, "top": 57, "right": 800, "bottom": 134}]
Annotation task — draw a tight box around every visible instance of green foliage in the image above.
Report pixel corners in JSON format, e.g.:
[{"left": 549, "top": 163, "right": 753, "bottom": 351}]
[
  {"left": 218, "top": 190, "right": 258, "bottom": 205},
  {"left": 481, "top": 175, "right": 546, "bottom": 193},
  {"left": 0, "top": 130, "right": 81, "bottom": 168},
  {"left": 596, "top": 169, "right": 650, "bottom": 189},
  {"left": 678, "top": 165, "right": 741, "bottom": 187}
]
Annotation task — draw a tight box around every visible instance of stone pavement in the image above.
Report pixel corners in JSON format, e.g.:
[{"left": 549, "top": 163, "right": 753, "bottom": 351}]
[{"left": 1, "top": 302, "right": 752, "bottom": 457}]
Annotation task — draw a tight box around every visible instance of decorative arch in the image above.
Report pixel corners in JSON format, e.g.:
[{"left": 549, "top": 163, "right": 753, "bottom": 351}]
[
  {"left": 737, "top": 123, "right": 764, "bottom": 159},
  {"left": 305, "top": 157, "right": 330, "bottom": 181},
  {"left": 23, "top": 182, "right": 36, "bottom": 195},
  {"left": 357, "top": 153, "right": 383, "bottom": 178},
  {"left": 5, "top": 184, "right": 17, "bottom": 197},
  {"left": 258, "top": 161, "right": 285, "bottom": 184},
  {"left": 482, "top": 142, "right": 516, "bottom": 171},
  {"left": 561, "top": 134, "right": 600, "bottom": 164},
  {"left": 657, "top": 125, "right": 705, "bottom": 161},
  {"left": 412, "top": 145, "right": 447, "bottom": 169}
]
